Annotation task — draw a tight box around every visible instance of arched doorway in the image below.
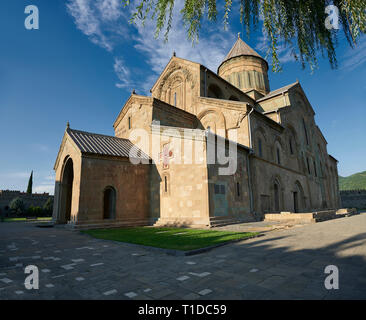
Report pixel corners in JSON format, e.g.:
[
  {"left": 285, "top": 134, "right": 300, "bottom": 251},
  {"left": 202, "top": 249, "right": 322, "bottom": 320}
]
[
  {"left": 60, "top": 157, "right": 74, "bottom": 223},
  {"left": 103, "top": 187, "right": 116, "bottom": 220},
  {"left": 294, "top": 181, "right": 305, "bottom": 212},
  {"left": 274, "top": 183, "right": 280, "bottom": 212}
]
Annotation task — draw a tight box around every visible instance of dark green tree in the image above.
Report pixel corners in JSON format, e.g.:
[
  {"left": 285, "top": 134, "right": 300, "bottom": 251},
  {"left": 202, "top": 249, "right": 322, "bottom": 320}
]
[
  {"left": 43, "top": 198, "right": 54, "bottom": 216},
  {"left": 26, "top": 170, "right": 33, "bottom": 194},
  {"left": 125, "top": 0, "right": 366, "bottom": 72},
  {"left": 9, "top": 197, "right": 25, "bottom": 216}
]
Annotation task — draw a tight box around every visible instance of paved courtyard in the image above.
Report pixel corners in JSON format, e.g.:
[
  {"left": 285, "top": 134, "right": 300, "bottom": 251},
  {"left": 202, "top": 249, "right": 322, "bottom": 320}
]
[{"left": 1, "top": 213, "right": 366, "bottom": 300}]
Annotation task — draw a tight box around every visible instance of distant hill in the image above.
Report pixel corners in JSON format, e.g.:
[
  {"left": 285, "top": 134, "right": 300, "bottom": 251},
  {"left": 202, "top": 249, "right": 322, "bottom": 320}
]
[{"left": 339, "top": 171, "right": 366, "bottom": 191}]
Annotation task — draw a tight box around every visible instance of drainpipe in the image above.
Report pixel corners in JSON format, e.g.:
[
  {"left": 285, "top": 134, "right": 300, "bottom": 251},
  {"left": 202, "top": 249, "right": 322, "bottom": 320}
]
[
  {"left": 204, "top": 68, "right": 208, "bottom": 97},
  {"left": 246, "top": 150, "right": 255, "bottom": 218},
  {"left": 247, "top": 104, "right": 256, "bottom": 219},
  {"left": 247, "top": 105, "right": 255, "bottom": 148}
]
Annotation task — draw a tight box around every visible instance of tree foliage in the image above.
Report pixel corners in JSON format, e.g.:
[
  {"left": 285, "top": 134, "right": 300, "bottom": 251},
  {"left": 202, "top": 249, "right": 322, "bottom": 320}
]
[
  {"left": 339, "top": 171, "right": 366, "bottom": 191},
  {"left": 124, "top": 0, "right": 366, "bottom": 72},
  {"left": 27, "top": 170, "right": 33, "bottom": 194},
  {"left": 43, "top": 198, "right": 54, "bottom": 215},
  {"left": 9, "top": 197, "right": 25, "bottom": 216}
]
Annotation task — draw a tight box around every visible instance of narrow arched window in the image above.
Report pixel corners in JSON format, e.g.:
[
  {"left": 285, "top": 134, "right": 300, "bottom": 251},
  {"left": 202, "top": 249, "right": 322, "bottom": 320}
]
[
  {"left": 258, "top": 138, "right": 263, "bottom": 157},
  {"left": 236, "top": 182, "right": 241, "bottom": 197},
  {"left": 174, "top": 92, "right": 177, "bottom": 107},
  {"left": 128, "top": 116, "right": 131, "bottom": 130},
  {"left": 302, "top": 118, "right": 309, "bottom": 145},
  {"left": 289, "top": 137, "right": 294, "bottom": 154},
  {"left": 276, "top": 147, "right": 281, "bottom": 165},
  {"left": 313, "top": 160, "right": 317, "bottom": 177}
]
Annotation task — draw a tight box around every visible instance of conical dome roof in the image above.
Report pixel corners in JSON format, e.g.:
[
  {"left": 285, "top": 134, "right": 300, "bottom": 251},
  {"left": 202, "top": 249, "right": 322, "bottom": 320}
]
[{"left": 218, "top": 36, "right": 268, "bottom": 72}]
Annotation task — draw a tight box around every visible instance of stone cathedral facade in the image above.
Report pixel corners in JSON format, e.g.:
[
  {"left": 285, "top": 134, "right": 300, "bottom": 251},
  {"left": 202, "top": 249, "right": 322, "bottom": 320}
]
[{"left": 52, "top": 36, "right": 341, "bottom": 228}]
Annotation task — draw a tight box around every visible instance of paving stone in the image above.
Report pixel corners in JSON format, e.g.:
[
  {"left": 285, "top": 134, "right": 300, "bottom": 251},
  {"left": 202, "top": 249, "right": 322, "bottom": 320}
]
[
  {"left": 0, "top": 278, "right": 13, "bottom": 284},
  {"left": 125, "top": 291, "right": 137, "bottom": 298},
  {"left": 189, "top": 272, "right": 211, "bottom": 277},
  {"left": 198, "top": 289, "right": 212, "bottom": 296},
  {"left": 177, "top": 276, "right": 190, "bottom": 281},
  {"left": 182, "top": 292, "right": 200, "bottom": 300},
  {"left": 103, "top": 289, "right": 117, "bottom": 296},
  {"left": 1, "top": 214, "right": 366, "bottom": 300}
]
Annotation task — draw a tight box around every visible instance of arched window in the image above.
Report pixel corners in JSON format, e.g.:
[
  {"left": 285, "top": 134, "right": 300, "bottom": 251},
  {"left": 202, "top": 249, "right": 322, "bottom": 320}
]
[
  {"left": 276, "top": 147, "right": 281, "bottom": 165},
  {"left": 274, "top": 139, "right": 283, "bottom": 165},
  {"left": 255, "top": 129, "right": 266, "bottom": 159},
  {"left": 302, "top": 118, "right": 309, "bottom": 145},
  {"left": 258, "top": 138, "right": 263, "bottom": 157},
  {"left": 313, "top": 160, "right": 317, "bottom": 177},
  {"left": 307, "top": 157, "right": 311, "bottom": 175},
  {"left": 162, "top": 174, "right": 170, "bottom": 196},
  {"left": 289, "top": 137, "right": 294, "bottom": 154},
  {"left": 103, "top": 187, "right": 116, "bottom": 220},
  {"left": 237, "top": 74, "right": 241, "bottom": 88},
  {"left": 174, "top": 92, "right": 177, "bottom": 107}
]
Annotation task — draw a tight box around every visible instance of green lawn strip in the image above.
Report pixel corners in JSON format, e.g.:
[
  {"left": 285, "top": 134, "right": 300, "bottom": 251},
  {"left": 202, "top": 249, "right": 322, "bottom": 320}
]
[
  {"left": 3, "top": 217, "right": 52, "bottom": 222},
  {"left": 82, "top": 227, "right": 259, "bottom": 251}
]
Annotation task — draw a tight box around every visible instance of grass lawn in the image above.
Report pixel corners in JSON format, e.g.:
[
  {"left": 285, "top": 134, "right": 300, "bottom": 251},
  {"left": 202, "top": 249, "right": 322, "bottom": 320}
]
[
  {"left": 82, "top": 227, "right": 259, "bottom": 251},
  {"left": 2, "top": 217, "right": 52, "bottom": 222}
]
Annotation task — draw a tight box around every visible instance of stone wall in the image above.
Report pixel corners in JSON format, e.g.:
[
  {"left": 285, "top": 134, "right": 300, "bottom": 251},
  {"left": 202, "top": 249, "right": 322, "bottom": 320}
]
[
  {"left": 340, "top": 190, "right": 366, "bottom": 210},
  {"left": 0, "top": 190, "right": 53, "bottom": 214}
]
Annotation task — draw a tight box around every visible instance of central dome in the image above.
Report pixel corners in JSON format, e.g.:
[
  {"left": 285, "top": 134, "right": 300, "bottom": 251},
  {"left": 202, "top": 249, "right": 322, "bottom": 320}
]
[{"left": 218, "top": 36, "right": 270, "bottom": 96}]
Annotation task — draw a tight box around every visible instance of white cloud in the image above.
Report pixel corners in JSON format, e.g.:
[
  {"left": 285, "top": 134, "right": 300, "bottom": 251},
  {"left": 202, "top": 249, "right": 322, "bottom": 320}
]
[
  {"left": 341, "top": 36, "right": 366, "bottom": 71},
  {"left": 255, "top": 33, "right": 296, "bottom": 65},
  {"left": 114, "top": 57, "right": 133, "bottom": 89},
  {"left": 96, "top": 0, "right": 124, "bottom": 21},
  {"left": 132, "top": 2, "right": 233, "bottom": 74},
  {"left": 66, "top": 0, "right": 128, "bottom": 51},
  {"left": 66, "top": 0, "right": 236, "bottom": 94}
]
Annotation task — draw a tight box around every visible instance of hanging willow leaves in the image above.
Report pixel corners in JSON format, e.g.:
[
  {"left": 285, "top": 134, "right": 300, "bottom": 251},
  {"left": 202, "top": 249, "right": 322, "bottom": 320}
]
[{"left": 124, "top": 0, "right": 366, "bottom": 72}]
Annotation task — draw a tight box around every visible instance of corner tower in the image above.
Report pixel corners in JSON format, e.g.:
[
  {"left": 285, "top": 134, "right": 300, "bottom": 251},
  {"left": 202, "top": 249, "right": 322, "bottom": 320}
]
[{"left": 218, "top": 35, "right": 270, "bottom": 98}]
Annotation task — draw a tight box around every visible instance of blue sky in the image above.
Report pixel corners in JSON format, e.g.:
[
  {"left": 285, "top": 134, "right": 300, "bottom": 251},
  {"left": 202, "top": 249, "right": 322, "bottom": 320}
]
[{"left": 0, "top": 0, "right": 365, "bottom": 194}]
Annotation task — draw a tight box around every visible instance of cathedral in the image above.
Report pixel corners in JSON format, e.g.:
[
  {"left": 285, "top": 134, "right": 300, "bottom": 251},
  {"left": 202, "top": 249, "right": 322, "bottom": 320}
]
[{"left": 52, "top": 36, "right": 341, "bottom": 228}]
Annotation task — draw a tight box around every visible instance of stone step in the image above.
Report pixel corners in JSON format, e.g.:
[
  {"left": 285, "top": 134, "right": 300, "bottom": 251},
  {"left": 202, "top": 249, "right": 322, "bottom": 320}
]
[
  {"left": 209, "top": 217, "right": 247, "bottom": 227},
  {"left": 61, "top": 219, "right": 155, "bottom": 230}
]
